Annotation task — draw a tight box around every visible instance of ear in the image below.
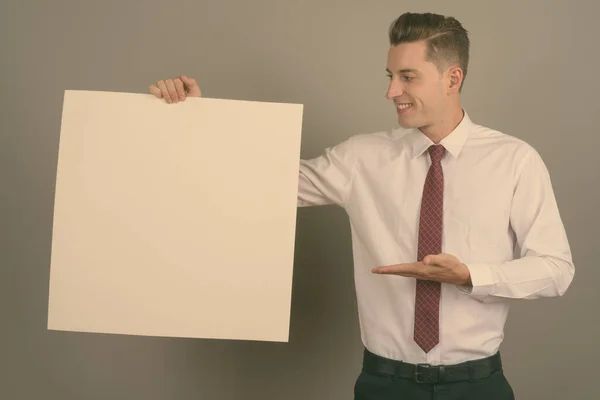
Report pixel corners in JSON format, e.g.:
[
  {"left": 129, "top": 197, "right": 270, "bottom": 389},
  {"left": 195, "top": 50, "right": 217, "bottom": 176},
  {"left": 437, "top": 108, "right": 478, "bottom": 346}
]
[{"left": 446, "top": 66, "right": 463, "bottom": 94}]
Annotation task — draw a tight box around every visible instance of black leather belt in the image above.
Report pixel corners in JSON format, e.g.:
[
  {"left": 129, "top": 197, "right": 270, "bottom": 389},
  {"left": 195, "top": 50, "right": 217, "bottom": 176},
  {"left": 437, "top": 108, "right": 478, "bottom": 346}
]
[{"left": 362, "top": 349, "right": 503, "bottom": 384}]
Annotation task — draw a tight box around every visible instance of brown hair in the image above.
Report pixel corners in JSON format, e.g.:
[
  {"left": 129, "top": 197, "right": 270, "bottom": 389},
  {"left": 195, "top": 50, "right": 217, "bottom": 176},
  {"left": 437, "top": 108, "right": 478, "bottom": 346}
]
[{"left": 388, "top": 12, "right": 470, "bottom": 91}]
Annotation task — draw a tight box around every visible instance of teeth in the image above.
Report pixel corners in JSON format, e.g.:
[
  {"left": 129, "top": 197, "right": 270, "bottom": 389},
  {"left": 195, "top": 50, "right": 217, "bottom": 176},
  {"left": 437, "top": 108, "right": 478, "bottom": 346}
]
[{"left": 397, "top": 103, "right": 412, "bottom": 109}]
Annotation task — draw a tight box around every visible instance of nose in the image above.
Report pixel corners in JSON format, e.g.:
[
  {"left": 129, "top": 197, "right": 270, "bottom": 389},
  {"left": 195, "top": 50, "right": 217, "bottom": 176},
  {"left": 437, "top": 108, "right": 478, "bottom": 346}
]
[{"left": 386, "top": 80, "right": 404, "bottom": 100}]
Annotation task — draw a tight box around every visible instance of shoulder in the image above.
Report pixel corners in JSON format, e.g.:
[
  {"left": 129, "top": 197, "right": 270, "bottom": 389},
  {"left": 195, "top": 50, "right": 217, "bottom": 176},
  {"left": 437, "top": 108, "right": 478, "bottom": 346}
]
[
  {"left": 467, "top": 121, "right": 542, "bottom": 166},
  {"left": 339, "top": 127, "right": 410, "bottom": 153},
  {"left": 464, "top": 120, "right": 553, "bottom": 186},
  {"left": 346, "top": 128, "right": 403, "bottom": 145},
  {"left": 320, "top": 129, "right": 404, "bottom": 162}
]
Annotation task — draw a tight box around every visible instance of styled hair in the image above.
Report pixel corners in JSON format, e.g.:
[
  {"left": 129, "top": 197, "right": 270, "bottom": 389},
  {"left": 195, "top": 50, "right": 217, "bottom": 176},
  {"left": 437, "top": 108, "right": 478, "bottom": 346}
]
[{"left": 388, "top": 12, "right": 470, "bottom": 91}]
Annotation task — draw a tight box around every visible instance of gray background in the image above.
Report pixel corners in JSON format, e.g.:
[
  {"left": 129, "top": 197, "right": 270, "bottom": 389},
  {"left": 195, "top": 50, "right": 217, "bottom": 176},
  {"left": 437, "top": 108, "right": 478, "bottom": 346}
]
[{"left": 1, "top": 0, "right": 598, "bottom": 399}]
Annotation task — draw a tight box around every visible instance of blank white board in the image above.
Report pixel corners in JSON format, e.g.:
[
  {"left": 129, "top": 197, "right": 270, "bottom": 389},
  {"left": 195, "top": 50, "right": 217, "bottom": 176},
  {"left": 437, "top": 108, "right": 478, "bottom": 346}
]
[{"left": 48, "top": 90, "right": 303, "bottom": 342}]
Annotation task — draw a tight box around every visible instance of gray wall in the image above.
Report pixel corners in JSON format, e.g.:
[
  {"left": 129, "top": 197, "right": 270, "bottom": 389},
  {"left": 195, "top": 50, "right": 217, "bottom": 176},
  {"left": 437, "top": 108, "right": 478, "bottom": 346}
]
[{"left": 1, "top": 0, "right": 598, "bottom": 399}]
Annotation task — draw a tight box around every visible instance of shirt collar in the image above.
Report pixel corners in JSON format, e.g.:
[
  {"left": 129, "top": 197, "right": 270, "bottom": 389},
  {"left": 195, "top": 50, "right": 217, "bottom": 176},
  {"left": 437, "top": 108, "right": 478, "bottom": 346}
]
[{"left": 402, "top": 109, "right": 473, "bottom": 159}]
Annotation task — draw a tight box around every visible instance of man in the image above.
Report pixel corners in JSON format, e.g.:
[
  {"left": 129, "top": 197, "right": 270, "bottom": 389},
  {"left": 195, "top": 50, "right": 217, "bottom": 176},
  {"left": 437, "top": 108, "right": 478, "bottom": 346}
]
[{"left": 149, "top": 12, "right": 574, "bottom": 400}]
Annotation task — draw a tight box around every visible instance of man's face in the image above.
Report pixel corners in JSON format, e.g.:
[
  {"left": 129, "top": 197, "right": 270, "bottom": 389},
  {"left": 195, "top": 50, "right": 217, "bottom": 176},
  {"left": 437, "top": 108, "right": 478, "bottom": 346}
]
[{"left": 385, "top": 41, "right": 448, "bottom": 130}]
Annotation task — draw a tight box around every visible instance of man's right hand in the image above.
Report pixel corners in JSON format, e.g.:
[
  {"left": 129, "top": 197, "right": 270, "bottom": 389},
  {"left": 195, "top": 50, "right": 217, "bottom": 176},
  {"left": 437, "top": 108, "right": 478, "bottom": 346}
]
[{"left": 149, "top": 75, "right": 202, "bottom": 104}]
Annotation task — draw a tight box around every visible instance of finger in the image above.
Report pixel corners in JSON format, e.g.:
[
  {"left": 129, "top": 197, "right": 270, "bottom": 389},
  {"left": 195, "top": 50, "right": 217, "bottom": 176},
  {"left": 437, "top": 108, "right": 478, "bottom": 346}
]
[
  {"left": 149, "top": 84, "right": 163, "bottom": 99},
  {"left": 180, "top": 75, "right": 201, "bottom": 97},
  {"left": 157, "top": 80, "right": 172, "bottom": 103},
  {"left": 165, "top": 79, "right": 179, "bottom": 103},
  {"left": 372, "top": 263, "right": 416, "bottom": 274},
  {"left": 372, "top": 265, "right": 395, "bottom": 274},
  {"left": 179, "top": 74, "right": 195, "bottom": 87},
  {"left": 372, "top": 267, "right": 423, "bottom": 279},
  {"left": 174, "top": 78, "right": 186, "bottom": 101}
]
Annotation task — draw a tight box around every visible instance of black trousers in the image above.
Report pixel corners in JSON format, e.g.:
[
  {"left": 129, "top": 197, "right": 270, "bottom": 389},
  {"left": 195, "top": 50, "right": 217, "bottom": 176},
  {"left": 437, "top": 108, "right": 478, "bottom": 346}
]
[{"left": 354, "top": 352, "right": 515, "bottom": 400}]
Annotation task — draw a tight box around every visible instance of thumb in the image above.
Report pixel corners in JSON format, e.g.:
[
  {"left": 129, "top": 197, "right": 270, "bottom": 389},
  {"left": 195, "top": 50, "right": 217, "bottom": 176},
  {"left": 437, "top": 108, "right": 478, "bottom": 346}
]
[
  {"left": 179, "top": 75, "right": 202, "bottom": 97},
  {"left": 423, "top": 254, "right": 445, "bottom": 266}
]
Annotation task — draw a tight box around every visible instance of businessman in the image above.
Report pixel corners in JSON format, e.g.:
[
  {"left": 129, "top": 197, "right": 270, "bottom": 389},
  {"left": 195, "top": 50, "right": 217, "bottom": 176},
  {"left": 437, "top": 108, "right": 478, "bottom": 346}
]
[{"left": 149, "top": 12, "right": 574, "bottom": 400}]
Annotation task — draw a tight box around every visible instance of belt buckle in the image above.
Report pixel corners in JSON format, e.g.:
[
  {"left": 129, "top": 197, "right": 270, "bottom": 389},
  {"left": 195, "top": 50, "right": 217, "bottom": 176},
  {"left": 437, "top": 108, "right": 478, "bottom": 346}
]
[{"left": 415, "top": 363, "right": 432, "bottom": 383}]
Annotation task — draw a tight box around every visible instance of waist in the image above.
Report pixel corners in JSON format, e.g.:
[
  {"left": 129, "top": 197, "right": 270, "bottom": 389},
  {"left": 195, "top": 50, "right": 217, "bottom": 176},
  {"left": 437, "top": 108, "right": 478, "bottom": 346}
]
[{"left": 362, "top": 349, "right": 503, "bottom": 384}]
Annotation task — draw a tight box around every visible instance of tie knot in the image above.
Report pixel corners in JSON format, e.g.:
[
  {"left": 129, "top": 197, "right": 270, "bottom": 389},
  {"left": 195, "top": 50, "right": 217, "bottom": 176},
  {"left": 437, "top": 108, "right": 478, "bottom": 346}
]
[{"left": 428, "top": 145, "right": 446, "bottom": 163}]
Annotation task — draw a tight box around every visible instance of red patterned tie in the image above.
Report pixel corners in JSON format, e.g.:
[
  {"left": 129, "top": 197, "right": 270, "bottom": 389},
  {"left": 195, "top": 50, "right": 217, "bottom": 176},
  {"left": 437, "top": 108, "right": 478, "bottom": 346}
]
[{"left": 414, "top": 144, "right": 446, "bottom": 353}]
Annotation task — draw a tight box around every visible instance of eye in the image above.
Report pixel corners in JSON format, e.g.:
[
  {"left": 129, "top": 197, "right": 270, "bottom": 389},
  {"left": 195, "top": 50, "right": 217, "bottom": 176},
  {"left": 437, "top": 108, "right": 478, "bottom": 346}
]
[
  {"left": 403, "top": 76, "right": 414, "bottom": 82},
  {"left": 386, "top": 74, "right": 392, "bottom": 80}
]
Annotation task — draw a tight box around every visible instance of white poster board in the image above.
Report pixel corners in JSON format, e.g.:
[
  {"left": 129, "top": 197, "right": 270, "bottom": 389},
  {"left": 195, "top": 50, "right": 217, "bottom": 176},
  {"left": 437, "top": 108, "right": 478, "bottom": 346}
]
[{"left": 48, "top": 90, "right": 303, "bottom": 342}]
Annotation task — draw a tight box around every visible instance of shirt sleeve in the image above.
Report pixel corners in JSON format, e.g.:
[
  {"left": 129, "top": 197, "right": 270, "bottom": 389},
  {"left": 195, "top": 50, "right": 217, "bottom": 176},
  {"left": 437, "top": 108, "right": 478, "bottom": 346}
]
[
  {"left": 297, "top": 137, "right": 356, "bottom": 207},
  {"left": 459, "top": 147, "right": 575, "bottom": 303}
]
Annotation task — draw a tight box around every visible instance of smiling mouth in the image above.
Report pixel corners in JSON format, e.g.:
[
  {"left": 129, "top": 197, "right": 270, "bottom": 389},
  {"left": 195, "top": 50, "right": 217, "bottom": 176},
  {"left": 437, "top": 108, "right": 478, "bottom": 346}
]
[{"left": 396, "top": 103, "right": 413, "bottom": 110}]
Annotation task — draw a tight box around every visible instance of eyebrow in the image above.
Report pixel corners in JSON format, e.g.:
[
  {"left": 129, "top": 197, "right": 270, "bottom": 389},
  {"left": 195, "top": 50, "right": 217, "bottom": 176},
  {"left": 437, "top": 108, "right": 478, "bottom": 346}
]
[{"left": 386, "top": 68, "right": 420, "bottom": 74}]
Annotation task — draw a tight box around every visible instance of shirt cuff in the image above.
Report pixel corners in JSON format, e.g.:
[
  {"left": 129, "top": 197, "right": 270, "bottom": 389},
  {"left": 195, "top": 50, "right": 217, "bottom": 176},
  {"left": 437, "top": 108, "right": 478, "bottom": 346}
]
[{"left": 457, "top": 263, "right": 497, "bottom": 297}]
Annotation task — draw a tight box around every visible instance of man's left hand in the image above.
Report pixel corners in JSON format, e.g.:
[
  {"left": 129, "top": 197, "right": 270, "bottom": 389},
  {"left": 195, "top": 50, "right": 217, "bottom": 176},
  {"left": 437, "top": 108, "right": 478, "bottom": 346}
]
[{"left": 372, "top": 253, "right": 472, "bottom": 286}]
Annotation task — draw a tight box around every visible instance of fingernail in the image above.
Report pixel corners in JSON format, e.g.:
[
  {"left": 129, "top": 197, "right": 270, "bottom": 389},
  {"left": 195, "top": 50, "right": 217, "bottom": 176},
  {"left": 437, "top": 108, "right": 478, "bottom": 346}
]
[{"left": 180, "top": 95, "right": 185, "bottom": 101}]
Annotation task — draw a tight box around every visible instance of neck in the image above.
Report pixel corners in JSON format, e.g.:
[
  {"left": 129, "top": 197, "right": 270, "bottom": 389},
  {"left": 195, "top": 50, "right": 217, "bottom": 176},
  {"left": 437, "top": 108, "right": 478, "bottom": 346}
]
[{"left": 419, "top": 106, "right": 464, "bottom": 144}]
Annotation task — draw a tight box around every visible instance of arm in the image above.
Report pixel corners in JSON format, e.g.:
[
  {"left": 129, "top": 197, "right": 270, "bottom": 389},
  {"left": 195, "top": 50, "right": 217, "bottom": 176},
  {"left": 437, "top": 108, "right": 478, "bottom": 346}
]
[
  {"left": 297, "top": 137, "right": 356, "bottom": 207},
  {"left": 461, "top": 148, "right": 575, "bottom": 303}
]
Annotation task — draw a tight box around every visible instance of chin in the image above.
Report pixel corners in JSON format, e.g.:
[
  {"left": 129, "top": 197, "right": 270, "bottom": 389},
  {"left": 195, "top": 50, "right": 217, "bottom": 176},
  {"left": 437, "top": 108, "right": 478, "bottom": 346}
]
[{"left": 397, "top": 117, "right": 420, "bottom": 129}]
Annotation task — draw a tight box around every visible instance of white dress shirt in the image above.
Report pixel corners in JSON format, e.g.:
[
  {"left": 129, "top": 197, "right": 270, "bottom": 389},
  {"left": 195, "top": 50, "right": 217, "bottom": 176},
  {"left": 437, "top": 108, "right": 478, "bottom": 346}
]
[{"left": 297, "top": 110, "right": 574, "bottom": 366}]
